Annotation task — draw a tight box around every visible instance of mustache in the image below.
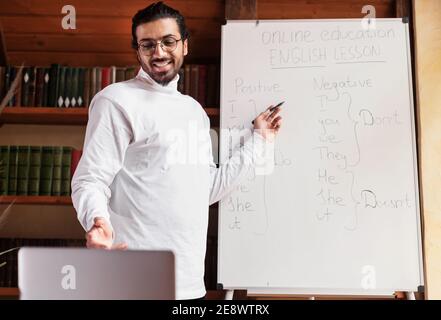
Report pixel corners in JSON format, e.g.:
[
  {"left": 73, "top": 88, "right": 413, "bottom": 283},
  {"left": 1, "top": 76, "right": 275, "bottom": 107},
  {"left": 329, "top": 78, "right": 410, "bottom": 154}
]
[{"left": 151, "top": 58, "right": 171, "bottom": 63}]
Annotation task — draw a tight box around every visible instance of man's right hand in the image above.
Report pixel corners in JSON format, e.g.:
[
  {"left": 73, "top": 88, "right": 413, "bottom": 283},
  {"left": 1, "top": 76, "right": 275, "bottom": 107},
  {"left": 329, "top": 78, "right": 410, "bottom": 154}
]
[{"left": 86, "top": 217, "right": 128, "bottom": 250}]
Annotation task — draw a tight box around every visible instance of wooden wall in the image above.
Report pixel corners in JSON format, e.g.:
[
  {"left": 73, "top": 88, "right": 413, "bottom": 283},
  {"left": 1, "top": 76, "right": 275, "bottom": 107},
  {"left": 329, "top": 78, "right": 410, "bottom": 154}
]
[
  {"left": 413, "top": 0, "right": 441, "bottom": 300},
  {"left": 0, "top": 0, "right": 400, "bottom": 67},
  {"left": 0, "top": 0, "right": 224, "bottom": 66}
]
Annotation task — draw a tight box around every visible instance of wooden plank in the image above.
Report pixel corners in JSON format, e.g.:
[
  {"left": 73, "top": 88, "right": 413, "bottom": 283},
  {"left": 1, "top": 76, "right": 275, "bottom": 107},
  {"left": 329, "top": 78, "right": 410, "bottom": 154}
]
[
  {"left": 0, "top": 16, "right": 221, "bottom": 37},
  {"left": 396, "top": 0, "right": 411, "bottom": 18},
  {"left": 0, "top": 107, "right": 219, "bottom": 125},
  {"left": 8, "top": 48, "right": 220, "bottom": 67},
  {"left": 5, "top": 34, "right": 220, "bottom": 55},
  {"left": 0, "top": 196, "right": 73, "bottom": 205},
  {"left": 225, "top": 0, "right": 257, "bottom": 20},
  {"left": 0, "top": 0, "right": 224, "bottom": 19},
  {"left": 257, "top": 0, "right": 396, "bottom": 19},
  {"left": 0, "top": 287, "right": 19, "bottom": 298},
  {"left": 0, "top": 107, "right": 88, "bottom": 125},
  {"left": 413, "top": 0, "right": 441, "bottom": 300},
  {"left": 0, "top": 22, "right": 7, "bottom": 65}
]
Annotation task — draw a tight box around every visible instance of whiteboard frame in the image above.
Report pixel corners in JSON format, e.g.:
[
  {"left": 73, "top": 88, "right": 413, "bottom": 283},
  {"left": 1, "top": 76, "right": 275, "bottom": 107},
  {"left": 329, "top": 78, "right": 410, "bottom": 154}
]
[{"left": 218, "top": 18, "right": 425, "bottom": 296}]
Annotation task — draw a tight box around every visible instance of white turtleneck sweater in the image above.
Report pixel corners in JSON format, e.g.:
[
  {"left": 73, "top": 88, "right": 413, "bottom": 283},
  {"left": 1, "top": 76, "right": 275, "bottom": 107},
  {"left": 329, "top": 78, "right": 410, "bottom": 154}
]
[{"left": 71, "top": 68, "right": 267, "bottom": 299}]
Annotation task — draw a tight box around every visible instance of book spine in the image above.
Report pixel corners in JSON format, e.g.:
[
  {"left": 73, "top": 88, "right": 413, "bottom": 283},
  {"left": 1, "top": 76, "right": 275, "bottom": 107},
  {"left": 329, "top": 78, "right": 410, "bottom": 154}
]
[
  {"left": 101, "top": 67, "right": 110, "bottom": 89},
  {"left": 51, "top": 146, "right": 63, "bottom": 196},
  {"left": 110, "top": 66, "right": 116, "bottom": 84},
  {"left": 0, "top": 66, "right": 5, "bottom": 101},
  {"left": 48, "top": 64, "right": 60, "bottom": 107},
  {"left": 190, "top": 65, "right": 199, "bottom": 101},
  {"left": 115, "top": 68, "right": 125, "bottom": 83},
  {"left": 77, "top": 68, "right": 84, "bottom": 107},
  {"left": 17, "top": 146, "right": 31, "bottom": 195},
  {"left": 0, "top": 239, "right": 5, "bottom": 287},
  {"left": 206, "top": 64, "right": 217, "bottom": 107},
  {"left": 28, "top": 146, "right": 42, "bottom": 196},
  {"left": 64, "top": 67, "right": 72, "bottom": 107},
  {"left": 198, "top": 64, "right": 207, "bottom": 106},
  {"left": 177, "top": 68, "right": 184, "bottom": 94},
  {"left": 61, "top": 146, "right": 72, "bottom": 196},
  {"left": 125, "top": 67, "right": 136, "bottom": 80},
  {"left": 35, "top": 67, "right": 45, "bottom": 107},
  {"left": 42, "top": 67, "right": 50, "bottom": 107},
  {"left": 184, "top": 64, "right": 191, "bottom": 95},
  {"left": 28, "top": 67, "right": 36, "bottom": 107},
  {"left": 83, "top": 68, "right": 90, "bottom": 108},
  {"left": 7, "top": 146, "right": 18, "bottom": 195},
  {"left": 70, "top": 68, "right": 79, "bottom": 107},
  {"left": 57, "top": 66, "right": 66, "bottom": 108},
  {"left": 0, "top": 146, "right": 10, "bottom": 195},
  {"left": 95, "top": 67, "right": 102, "bottom": 94},
  {"left": 71, "top": 149, "right": 82, "bottom": 178},
  {"left": 90, "top": 67, "right": 97, "bottom": 103},
  {"left": 39, "top": 146, "right": 54, "bottom": 196},
  {"left": 22, "top": 67, "right": 36, "bottom": 107},
  {"left": 13, "top": 67, "right": 22, "bottom": 107}
]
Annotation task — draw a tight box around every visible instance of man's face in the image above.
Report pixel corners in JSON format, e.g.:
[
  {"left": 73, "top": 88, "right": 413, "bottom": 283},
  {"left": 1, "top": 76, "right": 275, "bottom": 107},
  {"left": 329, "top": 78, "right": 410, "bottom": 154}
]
[{"left": 136, "top": 18, "right": 188, "bottom": 86}]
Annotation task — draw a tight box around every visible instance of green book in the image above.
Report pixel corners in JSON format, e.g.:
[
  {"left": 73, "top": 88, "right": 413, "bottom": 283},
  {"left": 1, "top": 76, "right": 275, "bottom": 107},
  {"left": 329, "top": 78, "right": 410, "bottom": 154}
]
[
  {"left": 42, "top": 67, "right": 51, "bottom": 106},
  {"left": 7, "top": 146, "right": 18, "bottom": 195},
  {"left": 28, "top": 146, "right": 42, "bottom": 196},
  {"left": 48, "top": 64, "right": 61, "bottom": 107},
  {"left": 17, "top": 146, "right": 31, "bottom": 195},
  {"left": 51, "top": 146, "right": 63, "bottom": 195},
  {"left": 71, "top": 68, "right": 79, "bottom": 107},
  {"left": 21, "top": 66, "right": 36, "bottom": 107},
  {"left": 57, "top": 67, "right": 66, "bottom": 108},
  {"left": 76, "top": 68, "right": 84, "bottom": 107},
  {"left": 39, "top": 146, "right": 54, "bottom": 196},
  {"left": 0, "top": 146, "right": 10, "bottom": 195},
  {"left": 61, "top": 147, "right": 72, "bottom": 196},
  {"left": 64, "top": 67, "right": 72, "bottom": 108}
]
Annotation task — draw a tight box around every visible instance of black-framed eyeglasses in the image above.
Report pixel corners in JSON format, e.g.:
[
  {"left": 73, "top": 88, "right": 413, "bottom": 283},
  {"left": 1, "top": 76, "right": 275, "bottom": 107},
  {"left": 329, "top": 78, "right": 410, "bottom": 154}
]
[{"left": 138, "top": 37, "right": 183, "bottom": 56}]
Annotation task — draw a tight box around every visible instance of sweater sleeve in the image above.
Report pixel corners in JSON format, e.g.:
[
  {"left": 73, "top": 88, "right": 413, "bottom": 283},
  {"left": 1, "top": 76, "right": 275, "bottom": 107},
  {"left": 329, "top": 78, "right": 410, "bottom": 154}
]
[
  {"left": 71, "top": 95, "right": 132, "bottom": 232},
  {"left": 207, "top": 116, "right": 274, "bottom": 205}
]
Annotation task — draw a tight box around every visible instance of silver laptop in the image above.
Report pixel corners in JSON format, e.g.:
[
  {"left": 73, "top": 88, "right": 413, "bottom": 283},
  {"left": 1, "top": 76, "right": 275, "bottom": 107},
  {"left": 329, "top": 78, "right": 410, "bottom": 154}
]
[{"left": 18, "top": 247, "right": 175, "bottom": 300}]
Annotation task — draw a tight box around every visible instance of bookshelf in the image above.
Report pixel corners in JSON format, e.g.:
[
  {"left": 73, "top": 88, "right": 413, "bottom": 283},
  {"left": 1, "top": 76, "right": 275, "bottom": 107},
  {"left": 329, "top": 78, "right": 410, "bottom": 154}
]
[
  {"left": 0, "top": 107, "right": 220, "bottom": 126},
  {"left": 0, "top": 196, "right": 72, "bottom": 205}
]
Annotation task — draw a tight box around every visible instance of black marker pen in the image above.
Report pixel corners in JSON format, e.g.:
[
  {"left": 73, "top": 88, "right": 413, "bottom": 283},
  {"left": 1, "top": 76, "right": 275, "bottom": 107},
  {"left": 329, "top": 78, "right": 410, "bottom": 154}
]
[{"left": 252, "top": 101, "right": 284, "bottom": 124}]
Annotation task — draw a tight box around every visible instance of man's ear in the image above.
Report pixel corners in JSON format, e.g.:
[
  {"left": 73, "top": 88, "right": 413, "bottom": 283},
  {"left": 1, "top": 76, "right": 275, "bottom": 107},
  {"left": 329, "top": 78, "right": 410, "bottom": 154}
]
[{"left": 183, "top": 39, "right": 188, "bottom": 56}]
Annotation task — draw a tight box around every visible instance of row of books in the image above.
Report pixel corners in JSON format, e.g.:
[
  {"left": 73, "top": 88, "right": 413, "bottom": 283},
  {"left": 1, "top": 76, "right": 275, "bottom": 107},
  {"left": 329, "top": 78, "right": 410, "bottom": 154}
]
[
  {"left": 177, "top": 64, "right": 220, "bottom": 107},
  {"left": 0, "top": 238, "right": 85, "bottom": 288},
  {"left": 0, "top": 146, "right": 82, "bottom": 196},
  {"left": 0, "top": 65, "right": 139, "bottom": 109},
  {"left": 0, "top": 63, "right": 220, "bottom": 109}
]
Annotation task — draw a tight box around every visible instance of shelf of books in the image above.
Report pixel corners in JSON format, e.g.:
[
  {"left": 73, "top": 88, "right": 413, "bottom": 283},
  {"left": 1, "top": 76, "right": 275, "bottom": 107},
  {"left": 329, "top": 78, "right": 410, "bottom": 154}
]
[
  {"left": 0, "top": 238, "right": 86, "bottom": 296},
  {"left": 0, "top": 64, "right": 221, "bottom": 125},
  {"left": 0, "top": 146, "right": 82, "bottom": 202}
]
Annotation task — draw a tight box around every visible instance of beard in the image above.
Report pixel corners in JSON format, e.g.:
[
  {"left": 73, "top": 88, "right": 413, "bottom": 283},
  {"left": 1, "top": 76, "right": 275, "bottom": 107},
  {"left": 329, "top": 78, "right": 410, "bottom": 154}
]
[{"left": 139, "top": 56, "right": 183, "bottom": 86}]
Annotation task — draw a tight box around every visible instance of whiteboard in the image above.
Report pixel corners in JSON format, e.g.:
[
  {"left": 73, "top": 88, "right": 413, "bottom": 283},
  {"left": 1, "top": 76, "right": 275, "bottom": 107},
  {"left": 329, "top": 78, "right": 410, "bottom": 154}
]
[{"left": 218, "top": 19, "right": 424, "bottom": 295}]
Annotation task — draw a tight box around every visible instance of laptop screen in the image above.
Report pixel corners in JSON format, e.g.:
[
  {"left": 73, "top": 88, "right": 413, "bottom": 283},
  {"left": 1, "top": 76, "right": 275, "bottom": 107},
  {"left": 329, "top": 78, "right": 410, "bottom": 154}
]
[{"left": 18, "top": 247, "right": 175, "bottom": 300}]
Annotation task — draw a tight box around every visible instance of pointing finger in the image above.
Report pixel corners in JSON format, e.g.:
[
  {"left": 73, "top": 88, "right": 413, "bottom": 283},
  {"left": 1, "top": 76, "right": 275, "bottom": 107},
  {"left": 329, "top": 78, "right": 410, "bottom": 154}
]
[{"left": 112, "top": 243, "right": 128, "bottom": 250}]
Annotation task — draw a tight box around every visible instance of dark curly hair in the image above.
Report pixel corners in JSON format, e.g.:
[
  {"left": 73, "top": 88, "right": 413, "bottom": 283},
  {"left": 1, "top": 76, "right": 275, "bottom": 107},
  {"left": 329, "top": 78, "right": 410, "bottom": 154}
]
[{"left": 131, "top": 1, "right": 189, "bottom": 50}]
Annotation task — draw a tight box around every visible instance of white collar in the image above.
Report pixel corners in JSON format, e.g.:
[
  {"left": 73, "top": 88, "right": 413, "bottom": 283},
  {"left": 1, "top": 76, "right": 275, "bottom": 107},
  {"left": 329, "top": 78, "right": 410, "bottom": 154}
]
[{"left": 136, "top": 67, "right": 179, "bottom": 94}]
